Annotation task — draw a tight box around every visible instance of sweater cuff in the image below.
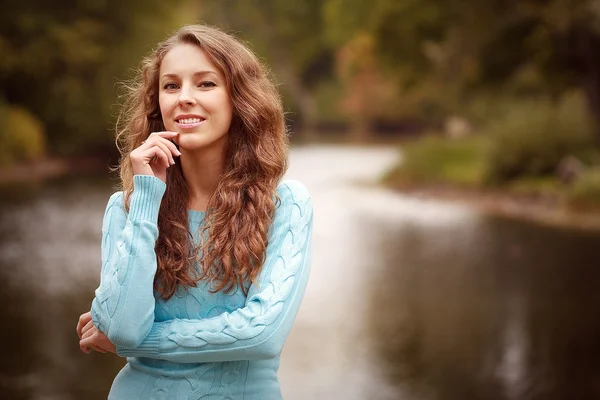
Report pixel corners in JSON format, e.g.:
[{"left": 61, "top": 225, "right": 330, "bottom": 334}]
[
  {"left": 116, "top": 323, "right": 165, "bottom": 357},
  {"left": 90, "top": 298, "right": 107, "bottom": 335},
  {"left": 129, "top": 175, "right": 166, "bottom": 222}
]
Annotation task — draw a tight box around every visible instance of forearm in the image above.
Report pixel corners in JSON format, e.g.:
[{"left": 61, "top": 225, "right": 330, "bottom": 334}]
[
  {"left": 91, "top": 175, "right": 165, "bottom": 348},
  {"left": 117, "top": 251, "right": 311, "bottom": 363}
]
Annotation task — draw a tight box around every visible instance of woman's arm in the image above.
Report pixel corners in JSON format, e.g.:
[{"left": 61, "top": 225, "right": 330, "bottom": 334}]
[
  {"left": 90, "top": 175, "right": 166, "bottom": 348},
  {"left": 116, "top": 180, "right": 313, "bottom": 363}
]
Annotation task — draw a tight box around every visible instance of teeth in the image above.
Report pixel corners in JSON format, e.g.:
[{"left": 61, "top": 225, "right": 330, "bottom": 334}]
[{"left": 179, "top": 118, "right": 202, "bottom": 124}]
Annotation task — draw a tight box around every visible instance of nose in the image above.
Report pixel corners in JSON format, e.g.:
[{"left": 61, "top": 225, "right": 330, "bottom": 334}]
[{"left": 178, "top": 85, "right": 196, "bottom": 107}]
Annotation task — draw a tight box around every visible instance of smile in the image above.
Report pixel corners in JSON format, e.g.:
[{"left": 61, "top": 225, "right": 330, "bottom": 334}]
[{"left": 176, "top": 117, "right": 205, "bottom": 128}]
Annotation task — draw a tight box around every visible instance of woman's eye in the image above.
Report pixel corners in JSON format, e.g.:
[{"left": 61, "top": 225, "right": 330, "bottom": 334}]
[
  {"left": 198, "top": 81, "right": 216, "bottom": 88},
  {"left": 163, "top": 83, "right": 179, "bottom": 90}
]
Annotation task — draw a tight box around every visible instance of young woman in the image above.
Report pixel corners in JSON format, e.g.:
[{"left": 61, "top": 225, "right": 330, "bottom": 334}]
[{"left": 75, "top": 25, "right": 313, "bottom": 399}]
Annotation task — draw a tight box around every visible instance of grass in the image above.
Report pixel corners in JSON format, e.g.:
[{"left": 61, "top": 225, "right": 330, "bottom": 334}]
[
  {"left": 382, "top": 135, "right": 488, "bottom": 187},
  {"left": 383, "top": 133, "right": 600, "bottom": 212}
]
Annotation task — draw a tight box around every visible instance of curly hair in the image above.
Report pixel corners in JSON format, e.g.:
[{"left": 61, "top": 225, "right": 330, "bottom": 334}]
[{"left": 115, "top": 25, "right": 288, "bottom": 299}]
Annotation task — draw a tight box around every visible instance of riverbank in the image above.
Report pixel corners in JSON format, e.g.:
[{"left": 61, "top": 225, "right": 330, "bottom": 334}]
[
  {"left": 382, "top": 131, "right": 600, "bottom": 231},
  {"left": 0, "top": 156, "right": 113, "bottom": 186},
  {"left": 387, "top": 182, "right": 600, "bottom": 232}
]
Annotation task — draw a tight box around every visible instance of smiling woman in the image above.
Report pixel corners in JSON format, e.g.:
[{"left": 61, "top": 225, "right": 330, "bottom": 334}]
[
  {"left": 159, "top": 45, "right": 233, "bottom": 152},
  {"left": 75, "top": 25, "right": 313, "bottom": 400}
]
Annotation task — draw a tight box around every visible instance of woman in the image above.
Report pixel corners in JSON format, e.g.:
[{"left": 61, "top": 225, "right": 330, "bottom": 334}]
[{"left": 75, "top": 25, "right": 313, "bottom": 399}]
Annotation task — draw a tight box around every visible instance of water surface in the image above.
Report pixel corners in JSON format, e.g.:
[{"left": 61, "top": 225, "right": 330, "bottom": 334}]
[{"left": 1, "top": 146, "right": 599, "bottom": 400}]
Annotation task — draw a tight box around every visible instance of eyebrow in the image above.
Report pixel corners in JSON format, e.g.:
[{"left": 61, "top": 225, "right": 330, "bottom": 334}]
[{"left": 160, "top": 71, "right": 220, "bottom": 80}]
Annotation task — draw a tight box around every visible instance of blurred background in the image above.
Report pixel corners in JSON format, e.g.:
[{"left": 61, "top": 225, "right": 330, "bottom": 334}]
[{"left": 1, "top": 0, "right": 600, "bottom": 399}]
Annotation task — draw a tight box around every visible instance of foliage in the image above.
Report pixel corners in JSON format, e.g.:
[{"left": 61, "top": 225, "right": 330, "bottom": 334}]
[
  {"left": 504, "top": 176, "right": 562, "bottom": 197},
  {"left": 383, "top": 135, "right": 487, "bottom": 187},
  {"left": 198, "top": 0, "right": 333, "bottom": 133},
  {"left": 0, "top": 0, "right": 194, "bottom": 157},
  {"left": 324, "top": 0, "right": 600, "bottom": 138},
  {"left": 3, "top": 0, "right": 600, "bottom": 162},
  {"left": 0, "top": 103, "right": 45, "bottom": 165},
  {"left": 483, "top": 92, "right": 595, "bottom": 183}
]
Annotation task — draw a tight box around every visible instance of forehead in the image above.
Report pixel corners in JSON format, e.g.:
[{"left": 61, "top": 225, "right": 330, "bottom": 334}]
[{"left": 160, "top": 43, "right": 221, "bottom": 77}]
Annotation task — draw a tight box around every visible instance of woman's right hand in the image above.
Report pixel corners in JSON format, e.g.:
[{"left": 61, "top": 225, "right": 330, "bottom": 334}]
[{"left": 130, "top": 131, "right": 181, "bottom": 183}]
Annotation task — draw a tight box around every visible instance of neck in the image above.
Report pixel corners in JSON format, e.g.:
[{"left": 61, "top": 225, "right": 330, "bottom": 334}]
[{"left": 180, "top": 144, "right": 227, "bottom": 212}]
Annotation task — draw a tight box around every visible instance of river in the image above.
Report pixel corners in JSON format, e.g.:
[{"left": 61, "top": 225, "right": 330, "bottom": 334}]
[{"left": 1, "top": 145, "right": 599, "bottom": 400}]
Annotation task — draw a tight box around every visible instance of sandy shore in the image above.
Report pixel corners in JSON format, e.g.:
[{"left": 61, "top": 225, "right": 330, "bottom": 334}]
[
  {"left": 390, "top": 183, "right": 600, "bottom": 232},
  {"left": 0, "top": 157, "right": 111, "bottom": 185}
]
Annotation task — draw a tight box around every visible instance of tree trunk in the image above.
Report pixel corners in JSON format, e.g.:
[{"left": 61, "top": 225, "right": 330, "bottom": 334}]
[
  {"left": 569, "top": 26, "right": 600, "bottom": 144},
  {"left": 283, "top": 69, "right": 318, "bottom": 143},
  {"left": 583, "top": 70, "right": 600, "bottom": 145}
]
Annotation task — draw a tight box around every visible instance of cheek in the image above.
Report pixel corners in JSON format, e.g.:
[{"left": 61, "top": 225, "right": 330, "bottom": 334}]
[
  {"left": 217, "top": 96, "right": 234, "bottom": 125},
  {"left": 159, "top": 97, "right": 175, "bottom": 129},
  {"left": 205, "top": 91, "right": 233, "bottom": 118}
]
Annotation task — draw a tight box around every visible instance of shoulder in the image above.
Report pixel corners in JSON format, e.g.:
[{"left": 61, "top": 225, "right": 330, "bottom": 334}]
[
  {"left": 106, "top": 191, "right": 126, "bottom": 213},
  {"left": 273, "top": 180, "right": 313, "bottom": 223},
  {"left": 276, "top": 179, "right": 311, "bottom": 205},
  {"left": 101, "top": 191, "right": 127, "bottom": 228}
]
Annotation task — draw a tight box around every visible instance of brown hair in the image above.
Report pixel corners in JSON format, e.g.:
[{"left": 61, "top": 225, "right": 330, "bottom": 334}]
[{"left": 115, "top": 25, "right": 288, "bottom": 299}]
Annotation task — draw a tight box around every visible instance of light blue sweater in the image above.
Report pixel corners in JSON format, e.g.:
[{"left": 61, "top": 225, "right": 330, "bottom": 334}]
[{"left": 90, "top": 175, "right": 313, "bottom": 399}]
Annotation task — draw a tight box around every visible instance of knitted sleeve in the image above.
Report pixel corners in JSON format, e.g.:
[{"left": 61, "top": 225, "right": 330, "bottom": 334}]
[
  {"left": 90, "top": 175, "right": 166, "bottom": 348},
  {"left": 116, "top": 180, "right": 313, "bottom": 363}
]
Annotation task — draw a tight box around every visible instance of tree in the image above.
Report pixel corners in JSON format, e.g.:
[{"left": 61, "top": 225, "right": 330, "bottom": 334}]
[
  {"left": 0, "top": 0, "right": 191, "bottom": 156},
  {"left": 199, "top": 0, "right": 334, "bottom": 140},
  {"left": 325, "top": 0, "right": 600, "bottom": 141}
]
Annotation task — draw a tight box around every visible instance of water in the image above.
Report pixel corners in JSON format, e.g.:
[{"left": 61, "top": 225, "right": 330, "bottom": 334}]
[{"left": 1, "top": 145, "right": 599, "bottom": 400}]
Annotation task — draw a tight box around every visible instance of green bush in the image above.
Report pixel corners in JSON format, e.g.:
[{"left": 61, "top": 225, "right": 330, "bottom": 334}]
[
  {"left": 483, "top": 93, "right": 595, "bottom": 184},
  {"left": 564, "top": 168, "right": 600, "bottom": 211},
  {"left": 383, "top": 135, "right": 487, "bottom": 187},
  {"left": 0, "top": 105, "right": 46, "bottom": 165}
]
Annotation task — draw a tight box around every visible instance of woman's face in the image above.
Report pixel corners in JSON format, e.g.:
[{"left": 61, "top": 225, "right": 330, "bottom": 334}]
[{"left": 158, "top": 43, "right": 233, "bottom": 152}]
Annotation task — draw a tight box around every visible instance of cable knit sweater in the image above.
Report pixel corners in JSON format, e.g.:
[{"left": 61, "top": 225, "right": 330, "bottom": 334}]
[{"left": 90, "top": 175, "right": 313, "bottom": 400}]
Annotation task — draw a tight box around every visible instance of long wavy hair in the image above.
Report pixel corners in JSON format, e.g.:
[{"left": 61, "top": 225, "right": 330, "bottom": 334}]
[{"left": 115, "top": 25, "right": 288, "bottom": 299}]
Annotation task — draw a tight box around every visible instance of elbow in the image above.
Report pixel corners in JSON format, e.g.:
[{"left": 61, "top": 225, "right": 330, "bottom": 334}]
[
  {"left": 251, "top": 336, "right": 285, "bottom": 360},
  {"left": 107, "top": 329, "right": 146, "bottom": 349},
  {"left": 105, "top": 316, "right": 154, "bottom": 349},
  {"left": 90, "top": 299, "right": 151, "bottom": 349}
]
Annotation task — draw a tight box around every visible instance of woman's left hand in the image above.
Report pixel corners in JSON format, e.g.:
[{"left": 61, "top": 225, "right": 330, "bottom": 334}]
[{"left": 78, "top": 312, "right": 117, "bottom": 354}]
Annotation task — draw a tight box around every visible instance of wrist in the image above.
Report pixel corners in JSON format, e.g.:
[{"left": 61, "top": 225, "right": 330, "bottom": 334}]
[{"left": 129, "top": 175, "right": 167, "bottom": 221}]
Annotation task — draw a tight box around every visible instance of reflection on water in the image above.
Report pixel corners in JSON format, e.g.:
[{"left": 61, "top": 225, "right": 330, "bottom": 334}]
[
  {"left": 0, "top": 175, "right": 124, "bottom": 400},
  {"left": 1, "top": 147, "right": 600, "bottom": 400},
  {"left": 366, "top": 213, "right": 600, "bottom": 400}
]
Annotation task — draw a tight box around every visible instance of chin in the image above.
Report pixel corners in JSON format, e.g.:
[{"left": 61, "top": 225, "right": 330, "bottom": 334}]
[{"left": 177, "top": 133, "right": 228, "bottom": 151}]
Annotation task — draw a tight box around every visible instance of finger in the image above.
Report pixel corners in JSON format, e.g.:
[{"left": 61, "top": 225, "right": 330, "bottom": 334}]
[
  {"left": 133, "top": 145, "right": 170, "bottom": 169},
  {"left": 143, "top": 131, "right": 179, "bottom": 148},
  {"left": 148, "top": 131, "right": 179, "bottom": 139},
  {"left": 76, "top": 321, "right": 84, "bottom": 339},
  {"left": 152, "top": 140, "right": 177, "bottom": 166},
  {"left": 146, "top": 146, "right": 171, "bottom": 169},
  {"left": 155, "top": 136, "right": 181, "bottom": 157},
  {"left": 76, "top": 312, "right": 92, "bottom": 338},
  {"left": 144, "top": 136, "right": 178, "bottom": 162},
  {"left": 81, "top": 327, "right": 96, "bottom": 340},
  {"left": 80, "top": 335, "right": 109, "bottom": 353},
  {"left": 80, "top": 336, "right": 94, "bottom": 350},
  {"left": 81, "top": 320, "right": 94, "bottom": 336},
  {"left": 93, "top": 345, "right": 107, "bottom": 354},
  {"left": 80, "top": 343, "right": 91, "bottom": 354}
]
